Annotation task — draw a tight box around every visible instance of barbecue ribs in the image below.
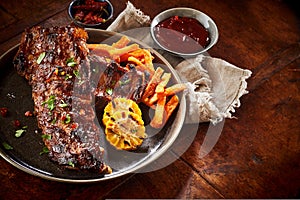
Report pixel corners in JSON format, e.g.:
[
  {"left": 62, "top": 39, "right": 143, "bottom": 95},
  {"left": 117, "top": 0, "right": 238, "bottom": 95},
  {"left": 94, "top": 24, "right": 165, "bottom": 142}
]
[{"left": 13, "top": 25, "right": 111, "bottom": 173}]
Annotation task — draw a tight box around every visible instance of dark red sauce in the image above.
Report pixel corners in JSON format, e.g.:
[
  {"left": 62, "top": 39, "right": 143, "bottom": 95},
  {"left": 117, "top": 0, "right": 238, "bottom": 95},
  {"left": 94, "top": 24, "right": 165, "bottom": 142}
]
[
  {"left": 0, "top": 107, "right": 8, "bottom": 117},
  {"left": 154, "top": 16, "right": 210, "bottom": 54},
  {"left": 14, "top": 120, "right": 21, "bottom": 127}
]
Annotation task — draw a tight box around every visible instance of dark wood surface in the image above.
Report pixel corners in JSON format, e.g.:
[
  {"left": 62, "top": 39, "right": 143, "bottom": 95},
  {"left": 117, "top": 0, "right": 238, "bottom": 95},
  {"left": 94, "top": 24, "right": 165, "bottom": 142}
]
[{"left": 0, "top": 0, "right": 299, "bottom": 199}]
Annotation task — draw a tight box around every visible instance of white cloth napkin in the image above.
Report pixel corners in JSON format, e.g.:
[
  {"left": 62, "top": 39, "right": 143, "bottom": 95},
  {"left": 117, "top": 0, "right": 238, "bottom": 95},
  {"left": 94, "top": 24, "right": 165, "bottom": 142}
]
[{"left": 107, "top": 1, "right": 252, "bottom": 124}]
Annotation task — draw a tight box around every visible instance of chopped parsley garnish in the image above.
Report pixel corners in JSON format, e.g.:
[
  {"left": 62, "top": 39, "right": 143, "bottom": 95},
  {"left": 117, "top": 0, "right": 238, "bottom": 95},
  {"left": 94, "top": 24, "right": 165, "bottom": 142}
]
[
  {"left": 15, "top": 129, "right": 26, "bottom": 137},
  {"left": 51, "top": 117, "right": 57, "bottom": 124},
  {"left": 40, "top": 146, "right": 50, "bottom": 155},
  {"left": 119, "top": 79, "right": 131, "bottom": 86},
  {"left": 68, "top": 161, "right": 75, "bottom": 168},
  {"left": 106, "top": 88, "right": 113, "bottom": 95},
  {"left": 37, "top": 52, "right": 46, "bottom": 64},
  {"left": 73, "top": 70, "right": 85, "bottom": 85},
  {"left": 41, "top": 134, "right": 52, "bottom": 140},
  {"left": 65, "top": 74, "right": 73, "bottom": 80},
  {"left": 2, "top": 142, "right": 13, "bottom": 150},
  {"left": 66, "top": 57, "right": 77, "bottom": 67},
  {"left": 73, "top": 70, "right": 80, "bottom": 78},
  {"left": 78, "top": 80, "right": 85, "bottom": 85},
  {"left": 59, "top": 103, "right": 68, "bottom": 108},
  {"left": 15, "top": 126, "right": 28, "bottom": 138},
  {"left": 42, "top": 95, "right": 56, "bottom": 111},
  {"left": 58, "top": 100, "right": 68, "bottom": 108},
  {"left": 64, "top": 114, "right": 71, "bottom": 124}
]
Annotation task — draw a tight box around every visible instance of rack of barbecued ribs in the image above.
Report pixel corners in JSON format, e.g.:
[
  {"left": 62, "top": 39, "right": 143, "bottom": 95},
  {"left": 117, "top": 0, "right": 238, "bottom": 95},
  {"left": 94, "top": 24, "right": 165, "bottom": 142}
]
[{"left": 13, "top": 26, "right": 113, "bottom": 174}]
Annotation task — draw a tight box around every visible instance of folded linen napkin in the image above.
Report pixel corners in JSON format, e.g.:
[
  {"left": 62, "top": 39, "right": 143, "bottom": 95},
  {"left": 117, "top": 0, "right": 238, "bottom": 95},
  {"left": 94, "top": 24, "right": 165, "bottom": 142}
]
[
  {"left": 107, "top": 1, "right": 151, "bottom": 32},
  {"left": 107, "top": 1, "right": 252, "bottom": 124},
  {"left": 176, "top": 55, "right": 252, "bottom": 124}
]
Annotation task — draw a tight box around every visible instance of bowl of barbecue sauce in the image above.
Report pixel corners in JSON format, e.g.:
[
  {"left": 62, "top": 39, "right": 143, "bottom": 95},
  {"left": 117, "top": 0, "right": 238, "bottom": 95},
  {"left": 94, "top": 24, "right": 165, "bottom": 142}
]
[{"left": 151, "top": 8, "right": 218, "bottom": 57}]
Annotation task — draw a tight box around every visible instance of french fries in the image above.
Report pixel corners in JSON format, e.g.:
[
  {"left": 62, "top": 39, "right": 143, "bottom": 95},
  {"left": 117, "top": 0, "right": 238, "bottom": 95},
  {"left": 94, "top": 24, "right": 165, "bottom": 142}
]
[
  {"left": 155, "top": 73, "right": 171, "bottom": 93},
  {"left": 88, "top": 36, "right": 155, "bottom": 75},
  {"left": 89, "top": 36, "right": 186, "bottom": 130},
  {"left": 112, "top": 36, "right": 130, "bottom": 48},
  {"left": 150, "top": 94, "right": 166, "bottom": 128},
  {"left": 142, "top": 67, "right": 186, "bottom": 129},
  {"left": 164, "top": 84, "right": 188, "bottom": 96},
  {"left": 165, "top": 95, "right": 179, "bottom": 123},
  {"left": 87, "top": 43, "right": 140, "bottom": 60},
  {"left": 142, "top": 67, "right": 164, "bottom": 100}
]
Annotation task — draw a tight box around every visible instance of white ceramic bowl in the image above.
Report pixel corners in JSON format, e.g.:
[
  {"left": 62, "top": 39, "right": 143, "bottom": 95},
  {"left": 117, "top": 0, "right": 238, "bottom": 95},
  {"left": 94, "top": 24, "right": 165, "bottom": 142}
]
[{"left": 150, "top": 7, "right": 219, "bottom": 57}]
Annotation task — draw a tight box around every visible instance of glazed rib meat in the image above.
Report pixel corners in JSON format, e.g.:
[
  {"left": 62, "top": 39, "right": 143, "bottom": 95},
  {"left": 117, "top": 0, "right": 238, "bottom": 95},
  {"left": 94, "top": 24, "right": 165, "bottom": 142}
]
[
  {"left": 94, "top": 60, "right": 149, "bottom": 108},
  {"left": 13, "top": 26, "right": 111, "bottom": 173}
]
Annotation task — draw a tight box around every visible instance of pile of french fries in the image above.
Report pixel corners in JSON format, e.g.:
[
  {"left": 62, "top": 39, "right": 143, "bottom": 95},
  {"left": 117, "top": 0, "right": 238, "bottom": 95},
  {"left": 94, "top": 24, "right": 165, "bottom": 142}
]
[
  {"left": 141, "top": 67, "right": 186, "bottom": 128},
  {"left": 88, "top": 36, "right": 186, "bottom": 129}
]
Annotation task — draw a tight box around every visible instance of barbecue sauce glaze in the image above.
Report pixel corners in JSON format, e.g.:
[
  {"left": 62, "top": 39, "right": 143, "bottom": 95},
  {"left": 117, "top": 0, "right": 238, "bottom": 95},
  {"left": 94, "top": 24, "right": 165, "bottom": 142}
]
[{"left": 154, "top": 16, "right": 210, "bottom": 54}]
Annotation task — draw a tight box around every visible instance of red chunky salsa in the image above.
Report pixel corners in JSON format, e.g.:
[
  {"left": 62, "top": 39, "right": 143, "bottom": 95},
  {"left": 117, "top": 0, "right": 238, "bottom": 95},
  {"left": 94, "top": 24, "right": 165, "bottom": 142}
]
[{"left": 72, "top": 0, "right": 110, "bottom": 24}]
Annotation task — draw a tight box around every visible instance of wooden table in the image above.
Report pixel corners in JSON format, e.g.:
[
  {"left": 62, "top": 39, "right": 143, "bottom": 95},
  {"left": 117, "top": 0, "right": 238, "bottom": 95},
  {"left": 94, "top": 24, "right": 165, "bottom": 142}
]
[{"left": 0, "top": 0, "right": 299, "bottom": 199}]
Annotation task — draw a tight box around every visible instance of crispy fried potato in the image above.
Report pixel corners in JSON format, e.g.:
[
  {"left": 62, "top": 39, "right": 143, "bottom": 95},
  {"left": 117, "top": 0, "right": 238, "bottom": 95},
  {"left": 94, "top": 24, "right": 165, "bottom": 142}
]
[
  {"left": 119, "top": 49, "right": 155, "bottom": 74},
  {"left": 164, "top": 84, "right": 187, "bottom": 96},
  {"left": 87, "top": 44, "right": 113, "bottom": 57},
  {"left": 112, "top": 36, "right": 130, "bottom": 48},
  {"left": 148, "top": 93, "right": 158, "bottom": 105},
  {"left": 128, "top": 56, "right": 151, "bottom": 72},
  {"left": 142, "top": 67, "right": 164, "bottom": 99},
  {"left": 109, "top": 44, "right": 140, "bottom": 57},
  {"left": 128, "top": 56, "right": 143, "bottom": 66},
  {"left": 155, "top": 73, "right": 171, "bottom": 93},
  {"left": 90, "top": 37, "right": 186, "bottom": 130},
  {"left": 165, "top": 95, "right": 179, "bottom": 122},
  {"left": 87, "top": 43, "right": 140, "bottom": 59},
  {"left": 149, "top": 94, "right": 179, "bottom": 129},
  {"left": 150, "top": 94, "right": 166, "bottom": 129},
  {"left": 141, "top": 68, "right": 185, "bottom": 129},
  {"left": 89, "top": 37, "right": 155, "bottom": 75},
  {"left": 130, "top": 49, "right": 155, "bottom": 73}
]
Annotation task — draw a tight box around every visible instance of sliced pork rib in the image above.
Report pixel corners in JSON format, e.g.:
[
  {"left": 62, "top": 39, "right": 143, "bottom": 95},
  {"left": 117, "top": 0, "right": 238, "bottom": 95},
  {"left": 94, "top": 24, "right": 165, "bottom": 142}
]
[
  {"left": 94, "top": 61, "right": 149, "bottom": 106},
  {"left": 13, "top": 26, "right": 111, "bottom": 173}
]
